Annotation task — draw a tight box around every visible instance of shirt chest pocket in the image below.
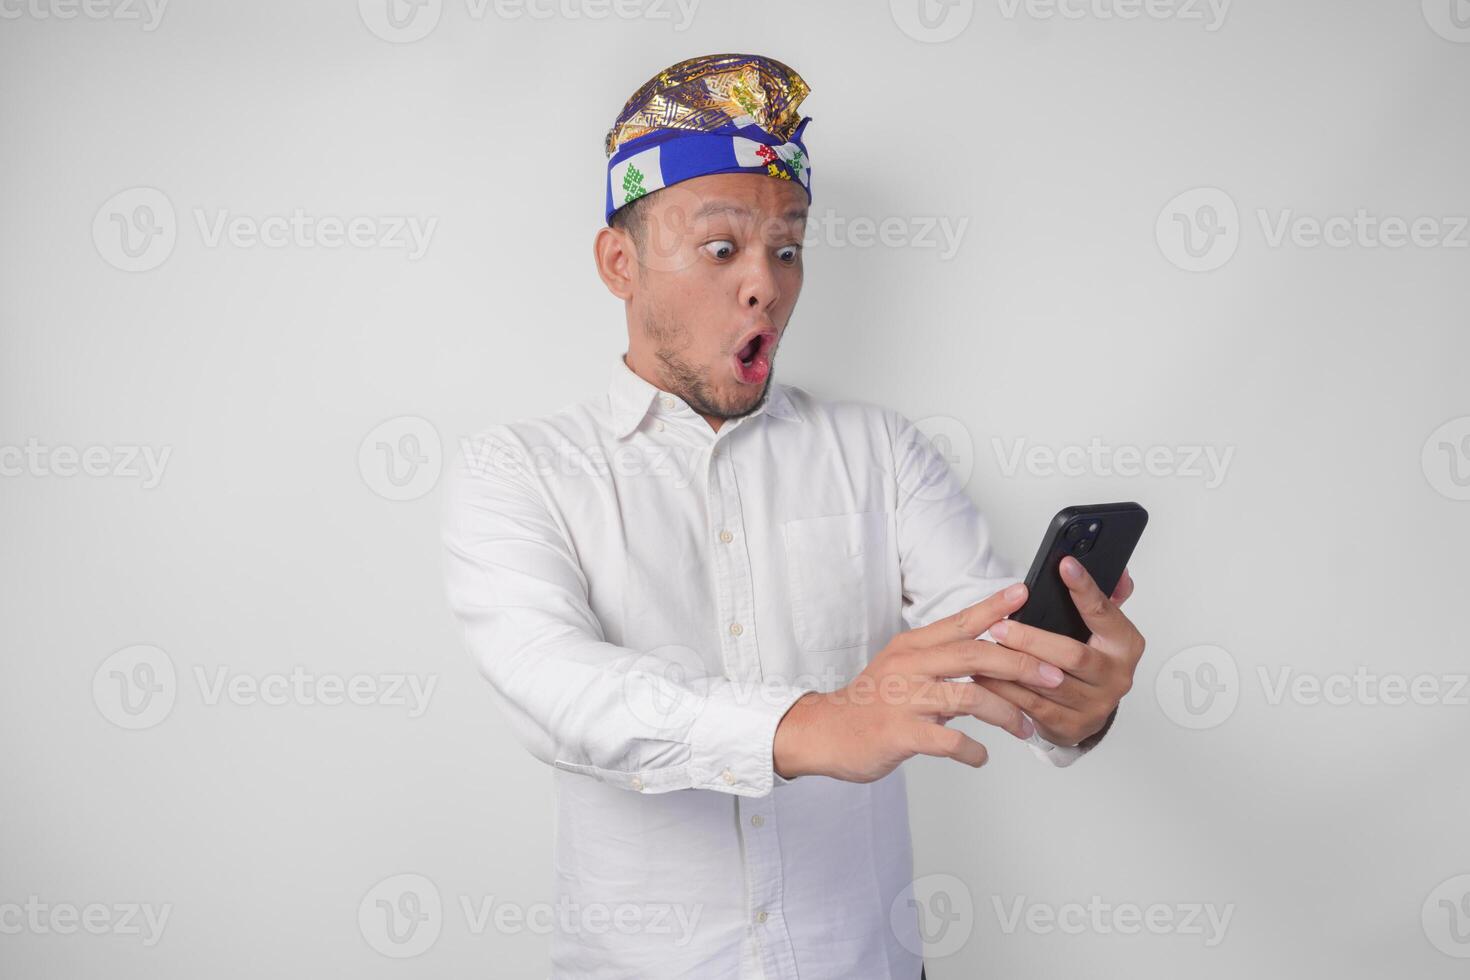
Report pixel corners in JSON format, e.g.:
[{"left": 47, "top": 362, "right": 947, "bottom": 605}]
[{"left": 781, "top": 510, "right": 891, "bottom": 653}]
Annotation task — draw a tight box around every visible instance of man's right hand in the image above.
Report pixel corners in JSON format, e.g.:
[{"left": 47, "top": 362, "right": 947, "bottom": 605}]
[{"left": 772, "top": 583, "right": 1066, "bottom": 782}]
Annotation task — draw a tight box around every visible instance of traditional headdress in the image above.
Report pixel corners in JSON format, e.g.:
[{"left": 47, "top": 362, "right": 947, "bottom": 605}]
[{"left": 603, "top": 53, "right": 813, "bottom": 224}]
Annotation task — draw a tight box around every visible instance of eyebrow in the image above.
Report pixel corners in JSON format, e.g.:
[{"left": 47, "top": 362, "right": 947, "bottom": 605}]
[{"left": 690, "top": 200, "right": 809, "bottom": 223}]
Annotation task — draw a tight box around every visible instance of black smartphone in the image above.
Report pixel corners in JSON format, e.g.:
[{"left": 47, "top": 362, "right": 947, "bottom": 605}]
[{"left": 1010, "top": 502, "right": 1149, "bottom": 642}]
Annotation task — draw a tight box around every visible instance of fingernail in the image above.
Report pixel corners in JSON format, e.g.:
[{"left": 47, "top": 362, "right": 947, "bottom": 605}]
[
  {"left": 990, "top": 620, "right": 1010, "bottom": 641},
  {"left": 1039, "top": 664, "right": 1064, "bottom": 686},
  {"left": 1020, "top": 716, "right": 1035, "bottom": 738},
  {"left": 1004, "top": 583, "right": 1026, "bottom": 601},
  {"left": 1060, "top": 558, "right": 1081, "bottom": 581}
]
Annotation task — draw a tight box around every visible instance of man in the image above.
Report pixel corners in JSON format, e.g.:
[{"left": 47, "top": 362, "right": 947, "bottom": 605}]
[{"left": 442, "top": 53, "right": 1144, "bottom": 979}]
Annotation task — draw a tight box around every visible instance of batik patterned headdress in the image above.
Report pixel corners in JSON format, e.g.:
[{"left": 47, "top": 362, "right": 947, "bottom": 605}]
[{"left": 604, "top": 53, "right": 813, "bottom": 224}]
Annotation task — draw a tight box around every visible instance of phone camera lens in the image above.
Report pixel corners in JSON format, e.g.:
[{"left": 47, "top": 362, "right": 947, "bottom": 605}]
[
  {"left": 1065, "top": 523, "right": 1086, "bottom": 542},
  {"left": 1074, "top": 538, "right": 1094, "bottom": 556}
]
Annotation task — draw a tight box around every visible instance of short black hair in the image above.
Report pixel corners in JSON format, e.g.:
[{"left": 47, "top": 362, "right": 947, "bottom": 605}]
[{"left": 608, "top": 191, "right": 654, "bottom": 251}]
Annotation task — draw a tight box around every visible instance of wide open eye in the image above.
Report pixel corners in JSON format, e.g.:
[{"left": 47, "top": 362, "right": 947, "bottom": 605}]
[
  {"left": 701, "top": 240, "right": 735, "bottom": 260},
  {"left": 776, "top": 243, "right": 802, "bottom": 263}
]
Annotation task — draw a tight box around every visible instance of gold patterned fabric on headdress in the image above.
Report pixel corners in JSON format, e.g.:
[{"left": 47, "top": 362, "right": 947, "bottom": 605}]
[{"left": 605, "top": 53, "right": 811, "bottom": 159}]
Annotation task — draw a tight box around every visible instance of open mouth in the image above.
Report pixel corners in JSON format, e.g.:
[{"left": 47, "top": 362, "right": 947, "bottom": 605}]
[{"left": 732, "top": 331, "right": 776, "bottom": 385}]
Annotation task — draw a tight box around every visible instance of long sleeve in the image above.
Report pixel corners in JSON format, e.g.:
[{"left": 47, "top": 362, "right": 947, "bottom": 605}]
[
  {"left": 442, "top": 428, "right": 812, "bottom": 797},
  {"left": 888, "top": 410, "right": 1102, "bottom": 767}
]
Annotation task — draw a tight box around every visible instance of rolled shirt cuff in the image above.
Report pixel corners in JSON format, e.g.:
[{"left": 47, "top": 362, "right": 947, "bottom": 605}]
[{"left": 687, "top": 684, "right": 815, "bottom": 796}]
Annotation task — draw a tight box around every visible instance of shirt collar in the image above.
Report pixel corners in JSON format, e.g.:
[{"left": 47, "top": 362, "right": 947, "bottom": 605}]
[{"left": 608, "top": 353, "right": 801, "bottom": 439}]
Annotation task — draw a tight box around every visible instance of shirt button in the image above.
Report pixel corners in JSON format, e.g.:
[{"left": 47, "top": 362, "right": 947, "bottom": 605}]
[
  {"left": 728, "top": 622, "right": 743, "bottom": 636},
  {"left": 722, "top": 769, "right": 736, "bottom": 784},
  {"left": 750, "top": 814, "right": 764, "bottom": 828},
  {"left": 631, "top": 776, "right": 643, "bottom": 791},
  {"left": 719, "top": 529, "right": 733, "bottom": 543},
  {"left": 755, "top": 910, "right": 768, "bottom": 924},
  {"left": 655, "top": 420, "right": 665, "bottom": 432},
  {"left": 660, "top": 396, "right": 674, "bottom": 410}
]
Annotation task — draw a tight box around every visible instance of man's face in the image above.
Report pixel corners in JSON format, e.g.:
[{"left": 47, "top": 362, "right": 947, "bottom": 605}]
[{"left": 619, "top": 172, "right": 808, "bottom": 424}]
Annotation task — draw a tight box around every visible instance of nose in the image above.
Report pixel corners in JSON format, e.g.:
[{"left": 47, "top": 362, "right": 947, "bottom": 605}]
[{"left": 738, "top": 251, "right": 782, "bottom": 313}]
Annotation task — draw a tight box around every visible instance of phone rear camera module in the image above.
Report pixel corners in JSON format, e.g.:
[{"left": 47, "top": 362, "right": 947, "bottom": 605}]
[
  {"left": 1074, "top": 538, "right": 1094, "bottom": 556},
  {"left": 1065, "top": 522, "right": 1087, "bottom": 542}
]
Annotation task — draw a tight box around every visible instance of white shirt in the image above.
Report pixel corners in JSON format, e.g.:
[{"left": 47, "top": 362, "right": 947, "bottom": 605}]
[{"left": 442, "top": 353, "right": 1092, "bottom": 979}]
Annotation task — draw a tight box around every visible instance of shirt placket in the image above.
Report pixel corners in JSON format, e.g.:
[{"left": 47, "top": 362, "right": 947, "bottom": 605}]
[{"left": 704, "top": 428, "right": 800, "bottom": 980}]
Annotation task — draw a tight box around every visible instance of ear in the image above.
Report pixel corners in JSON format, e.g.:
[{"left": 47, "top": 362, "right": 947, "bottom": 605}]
[{"left": 593, "top": 225, "right": 637, "bottom": 300}]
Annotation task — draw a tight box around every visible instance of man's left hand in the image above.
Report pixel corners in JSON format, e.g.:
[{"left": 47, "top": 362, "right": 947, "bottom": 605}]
[{"left": 972, "top": 557, "right": 1144, "bottom": 747}]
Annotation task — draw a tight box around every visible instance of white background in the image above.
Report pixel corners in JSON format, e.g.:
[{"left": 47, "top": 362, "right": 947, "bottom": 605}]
[{"left": 2, "top": 0, "right": 1467, "bottom": 976}]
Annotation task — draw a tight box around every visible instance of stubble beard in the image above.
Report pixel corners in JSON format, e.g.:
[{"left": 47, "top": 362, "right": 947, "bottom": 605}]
[{"left": 641, "top": 305, "right": 772, "bottom": 422}]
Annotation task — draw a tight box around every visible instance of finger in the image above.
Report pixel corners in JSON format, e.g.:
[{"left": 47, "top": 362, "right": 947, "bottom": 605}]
[
  {"left": 974, "top": 677, "right": 1086, "bottom": 733},
  {"left": 1059, "top": 556, "right": 1132, "bottom": 649},
  {"left": 1011, "top": 673, "right": 1094, "bottom": 710},
  {"left": 909, "top": 582, "right": 1029, "bottom": 645},
  {"left": 908, "top": 722, "right": 989, "bottom": 768},
  {"left": 1111, "top": 568, "right": 1135, "bottom": 606},
  {"left": 919, "top": 679, "right": 1034, "bottom": 739},
  {"left": 987, "top": 617, "right": 1106, "bottom": 685},
  {"left": 916, "top": 638, "right": 1066, "bottom": 689},
  {"left": 973, "top": 670, "right": 1092, "bottom": 711}
]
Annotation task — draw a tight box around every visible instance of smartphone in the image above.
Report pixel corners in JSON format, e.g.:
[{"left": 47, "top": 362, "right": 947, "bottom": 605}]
[{"left": 1009, "top": 502, "right": 1148, "bottom": 642}]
